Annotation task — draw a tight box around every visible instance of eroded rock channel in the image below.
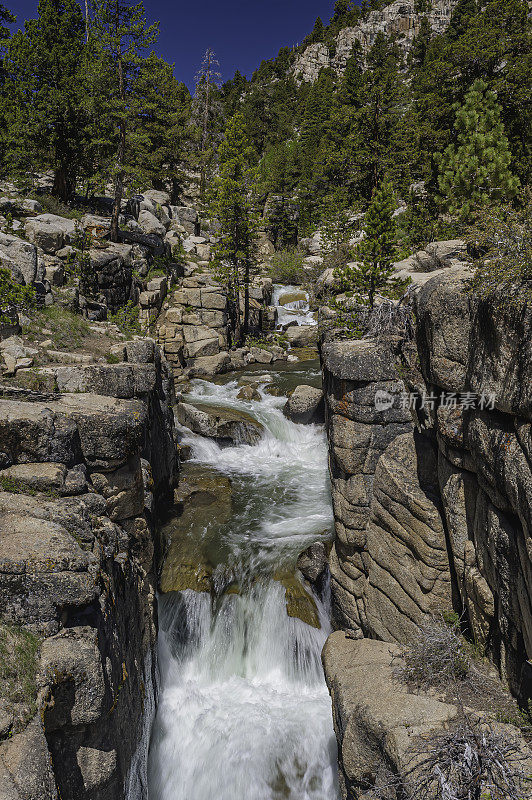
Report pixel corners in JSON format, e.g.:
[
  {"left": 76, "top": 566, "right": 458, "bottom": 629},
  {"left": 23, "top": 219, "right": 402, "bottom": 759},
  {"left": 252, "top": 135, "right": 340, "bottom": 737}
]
[{"left": 148, "top": 359, "right": 340, "bottom": 800}]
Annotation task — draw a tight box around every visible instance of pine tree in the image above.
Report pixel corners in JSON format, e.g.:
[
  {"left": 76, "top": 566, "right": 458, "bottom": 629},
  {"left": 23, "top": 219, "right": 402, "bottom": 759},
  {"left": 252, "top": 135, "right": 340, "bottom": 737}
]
[
  {"left": 354, "top": 181, "right": 397, "bottom": 308},
  {"left": 3, "top": 0, "right": 88, "bottom": 198},
  {"left": 0, "top": 4, "right": 15, "bottom": 174},
  {"left": 132, "top": 53, "right": 192, "bottom": 201},
  {"left": 436, "top": 79, "right": 519, "bottom": 219},
  {"left": 194, "top": 48, "right": 223, "bottom": 199},
  {"left": 211, "top": 113, "right": 258, "bottom": 344},
  {"left": 354, "top": 33, "right": 403, "bottom": 199},
  {"left": 89, "top": 0, "right": 158, "bottom": 240}
]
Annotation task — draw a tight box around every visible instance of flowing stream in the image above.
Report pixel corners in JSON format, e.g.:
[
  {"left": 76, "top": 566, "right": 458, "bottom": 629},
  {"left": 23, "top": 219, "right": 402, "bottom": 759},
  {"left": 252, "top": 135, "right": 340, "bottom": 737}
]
[{"left": 148, "top": 301, "right": 337, "bottom": 799}]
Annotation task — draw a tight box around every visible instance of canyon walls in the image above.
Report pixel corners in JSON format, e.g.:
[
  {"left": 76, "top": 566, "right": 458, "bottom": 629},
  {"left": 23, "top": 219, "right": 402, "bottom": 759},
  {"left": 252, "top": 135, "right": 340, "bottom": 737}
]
[
  {"left": 323, "top": 274, "right": 532, "bottom": 700},
  {"left": 0, "top": 340, "right": 177, "bottom": 800}
]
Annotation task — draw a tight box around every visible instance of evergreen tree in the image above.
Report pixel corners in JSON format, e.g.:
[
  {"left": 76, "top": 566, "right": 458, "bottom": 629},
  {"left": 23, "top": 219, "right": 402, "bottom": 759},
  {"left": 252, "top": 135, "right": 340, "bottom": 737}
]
[
  {"left": 310, "top": 16, "right": 324, "bottom": 42},
  {"left": 194, "top": 48, "right": 223, "bottom": 198},
  {"left": 132, "top": 53, "right": 192, "bottom": 201},
  {"left": 211, "top": 113, "right": 258, "bottom": 344},
  {"left": 0, "top": 4, "right": 15, "bottom": 173},
  {"left": 89, "top": 0, "right": 158, "bottom": 240},
  {"left": 354, "top": 181, "right": 397, "bottom": 308},
  {"left": 354, "top": 34, "right": 403, "bottom": 199},
  {"left": 436, "top": 79, "right": 519, "bottom": 219},
  {"left": 3, "top": 0, "right": 88, "bottom": 198}
]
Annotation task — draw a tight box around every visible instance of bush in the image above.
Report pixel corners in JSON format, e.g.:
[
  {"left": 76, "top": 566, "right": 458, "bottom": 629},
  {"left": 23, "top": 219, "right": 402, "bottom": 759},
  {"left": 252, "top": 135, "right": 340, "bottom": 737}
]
[
  {"left": 0, "top": 267, "right": 36, "bottom": 324},
  {"left": 395, "top": 615, "right": 471, "bottom": 689},
  {"left": 110, "top": 301, "right": 141, "bottom": 337},
  {"left": 267, "top": 249, "right": 307, "bottom": 285},
  {"left": 29, "top": 193, "right": 83, "bottom": 220},
  {"left": 468, "top": 192, "right": 532, "bottom": 299}
]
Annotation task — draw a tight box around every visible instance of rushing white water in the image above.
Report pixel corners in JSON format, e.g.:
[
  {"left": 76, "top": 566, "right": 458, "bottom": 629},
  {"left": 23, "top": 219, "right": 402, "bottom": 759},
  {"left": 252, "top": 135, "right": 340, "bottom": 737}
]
[
  {"left": 148, "top": 375, "right": 338, "bottom": 800},
  {"left": 272, "top": 284, "right": 317, "bottom": 329}
]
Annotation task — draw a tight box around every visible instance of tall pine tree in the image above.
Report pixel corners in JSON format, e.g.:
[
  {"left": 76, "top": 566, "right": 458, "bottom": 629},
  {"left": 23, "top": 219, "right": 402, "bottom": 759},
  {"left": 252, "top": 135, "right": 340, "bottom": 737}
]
[
  {"left": 89, "top": 0, "right": 158, "bottom": 240},
  {"left": 211, "top": 113, "right": 258, "bottom": 344},
  {"left": 3, "top": 0, "right": 88, "bottom": 198},
  {"left": 354, "top": 181, "right": 397, "bottom": 308},
  {"left": 436, "top": 79, "right": 519, "bottom": 219}
]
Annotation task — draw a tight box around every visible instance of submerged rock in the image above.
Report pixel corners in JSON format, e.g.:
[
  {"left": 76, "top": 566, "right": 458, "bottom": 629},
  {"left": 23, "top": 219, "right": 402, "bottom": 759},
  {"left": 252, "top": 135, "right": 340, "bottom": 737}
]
[
  {"left": 175, "top": 401, "right": 264, "bottom": 445},
  {"left": 276, "top": 574, "right": 321, "bottom": 629},
  {"left": 237, "top": 384, "right": 261, "bottom": 402}
]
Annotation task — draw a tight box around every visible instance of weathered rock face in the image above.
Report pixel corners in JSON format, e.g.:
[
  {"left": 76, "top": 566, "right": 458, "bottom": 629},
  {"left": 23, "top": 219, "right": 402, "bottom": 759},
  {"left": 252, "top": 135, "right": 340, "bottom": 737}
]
[
  {"left": 292, "top": 0, "right": 456, "bottom": 83},
  {"left": 0, "top": 340, "right": 177, "bottom": 800},
  {"left": 323, "top": 633, "right": 531, "bottom": 800},
  {"left": 323, "top": 275, "right": 532, "bottom": 702}
]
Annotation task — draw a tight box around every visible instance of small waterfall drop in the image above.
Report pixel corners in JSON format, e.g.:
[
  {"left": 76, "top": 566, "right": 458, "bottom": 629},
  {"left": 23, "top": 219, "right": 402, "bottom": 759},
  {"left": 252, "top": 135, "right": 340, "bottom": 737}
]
[
  {"left": 148, "top": 375, "right": 339, "bottom": 800},
  {"left": 272, "top": 285, "right": 317, "bottom": 329}
]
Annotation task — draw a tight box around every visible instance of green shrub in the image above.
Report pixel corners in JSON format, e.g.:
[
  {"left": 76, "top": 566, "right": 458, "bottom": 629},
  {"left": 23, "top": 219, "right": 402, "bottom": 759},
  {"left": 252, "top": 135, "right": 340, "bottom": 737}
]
[
  {"left": 29, "top": 193, "right": 83, "bottom": 221},
  {"left": 267, "top": 249, "right": 306, "bottom": 285},
  {"left": 469, "top": 192, "right": 532, "bottom": 299},
  {"left": 0, "top": 267, "right": 36, "bottom": 324},
  {"left": 110, "top": 301, "right": 141, "bottom": 337}
]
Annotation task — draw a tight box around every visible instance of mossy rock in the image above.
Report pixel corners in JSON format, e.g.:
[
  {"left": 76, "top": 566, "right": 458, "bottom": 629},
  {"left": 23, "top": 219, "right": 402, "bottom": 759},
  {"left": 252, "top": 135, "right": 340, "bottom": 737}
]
[
  {"left": 160, "top": 559, "right": 212, "bottom": 594},
  {"left": 278, "top": 291, "right": 308, "bottom": 307},
  {"left": 290, "top": 346, "right": 319, "bottom": 361},
  {"left": 275, "top": 573, "right": 321, "bottom": 629}
]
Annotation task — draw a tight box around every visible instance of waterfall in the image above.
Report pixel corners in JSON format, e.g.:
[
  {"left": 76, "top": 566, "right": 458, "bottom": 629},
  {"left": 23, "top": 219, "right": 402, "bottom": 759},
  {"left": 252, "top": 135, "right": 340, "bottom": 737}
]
[
  {"left": 148, "top": 376, "right": 339, "bottom": 800},
  {"left": 272, "top": 284, "right": 317, "bottom": 329}
]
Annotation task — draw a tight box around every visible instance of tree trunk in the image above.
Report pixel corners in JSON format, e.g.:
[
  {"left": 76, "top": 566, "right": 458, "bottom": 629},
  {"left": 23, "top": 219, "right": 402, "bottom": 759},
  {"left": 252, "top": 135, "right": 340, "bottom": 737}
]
[
  {"left": 110, "top": 0, "right": 125, "bottom": 244},
  {"left": 52, "top": 166, "right": 75, "bottom": 202},
  {"left": 243, "top": 260, "right": 250, "bottom": 337}
]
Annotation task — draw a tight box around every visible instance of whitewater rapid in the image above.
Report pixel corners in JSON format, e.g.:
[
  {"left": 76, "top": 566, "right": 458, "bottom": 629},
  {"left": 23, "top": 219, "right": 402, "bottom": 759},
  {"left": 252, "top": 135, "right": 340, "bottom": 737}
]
[{"left": 148, "top": 376, "right": 338, "bottom": 800}]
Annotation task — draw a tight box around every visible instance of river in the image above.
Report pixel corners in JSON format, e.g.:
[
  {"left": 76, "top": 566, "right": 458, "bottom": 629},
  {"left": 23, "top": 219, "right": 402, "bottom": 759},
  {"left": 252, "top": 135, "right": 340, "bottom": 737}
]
[{"left": 147, "top": 290, "right": 338, "bottom": 800}]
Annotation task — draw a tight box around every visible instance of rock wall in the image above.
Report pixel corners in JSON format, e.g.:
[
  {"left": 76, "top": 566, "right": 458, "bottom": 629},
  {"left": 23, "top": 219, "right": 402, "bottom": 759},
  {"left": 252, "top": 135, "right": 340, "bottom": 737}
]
[
  {"left": 292, "top": 0, "right": 456, "bottom": 83},
  {"left": 322, "top": 275, "right": 532, "bottom": 702},
  {"left": 0, "top": 339, "right": 177, "bottom": 800}
]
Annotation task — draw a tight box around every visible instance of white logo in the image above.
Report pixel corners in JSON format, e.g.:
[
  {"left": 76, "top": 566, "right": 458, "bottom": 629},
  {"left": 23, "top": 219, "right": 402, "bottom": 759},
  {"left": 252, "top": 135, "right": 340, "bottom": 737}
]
[{"left": 374, "top": 390, "right": 394, "bottom": 412}]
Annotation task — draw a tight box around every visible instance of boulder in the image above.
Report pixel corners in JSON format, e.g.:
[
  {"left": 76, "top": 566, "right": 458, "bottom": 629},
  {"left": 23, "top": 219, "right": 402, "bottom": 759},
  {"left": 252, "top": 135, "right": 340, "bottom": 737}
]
[
  {"left": 175, "top": 401, "right": 263, "bottom": 445},
  {"left": 285, "top": 325, "right": 319, "bottom": 348},
  {"left": 297, "top": 541, "right": 328, "bottom": 584},
  {"left": 187, "top": 351, "right": 231, "bottom": 378},
  {"left": 284, "top": 385, "right": 324, "bottom": 424},
  {"left": 137, "top": 209, "right": 166, "bottom": 237},
  {"left": 25, "top": 214, "right": 77, "bottom": 254},
  {"left": 0, "top": 232, "right": 38, "bottom": 285}
]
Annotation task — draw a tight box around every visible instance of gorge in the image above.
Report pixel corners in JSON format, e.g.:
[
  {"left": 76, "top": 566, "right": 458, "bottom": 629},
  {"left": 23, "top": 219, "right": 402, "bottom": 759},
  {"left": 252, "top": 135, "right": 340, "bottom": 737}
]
[{"left": 1, "top": 0, "right": 532, "bottom": 795}]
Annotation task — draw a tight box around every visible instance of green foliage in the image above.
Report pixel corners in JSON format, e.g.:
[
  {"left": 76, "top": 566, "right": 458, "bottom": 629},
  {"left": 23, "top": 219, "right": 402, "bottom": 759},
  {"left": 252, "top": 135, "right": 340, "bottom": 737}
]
[
  {"left": 110, "top": 300, "right": 141, "bottom": 337},
  {"left": 468, "top": 191, "right": 532, "bottom": 298},
  {"left": 3, "top": 0, "right": 89, "bottom": 198},
  {"left": 0, "top": 621, "right": 41, "bottom": 732},
  {"left": 0, "top": 267, "right": 36, "bottom": 323},
  {"left": 351, "top": 181, "right": 398, "bottom": 307},
  {"left": 267, "top": 249, "right": 306, "bottom": 285},
  {"left": 210, "top": 112, "right": 258, "bottom": 343},
  {"left": 85, "top": 0, "right": 159, "bottom": 237},
  {"left": 437, "top": 79, "right": 520, "bottom": 219}
]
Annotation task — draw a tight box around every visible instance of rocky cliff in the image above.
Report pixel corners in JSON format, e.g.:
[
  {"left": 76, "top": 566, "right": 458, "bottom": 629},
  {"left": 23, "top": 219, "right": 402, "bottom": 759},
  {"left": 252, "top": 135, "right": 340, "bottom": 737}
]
[
  {"left": 0, "top": 339, "right": 177, "bottom": 800},
  {"left": 323, "top": 274, "right": 532, "bottom": 701},
  {"left": 291, "top": 0, "right": 456, "bottom": 83}
]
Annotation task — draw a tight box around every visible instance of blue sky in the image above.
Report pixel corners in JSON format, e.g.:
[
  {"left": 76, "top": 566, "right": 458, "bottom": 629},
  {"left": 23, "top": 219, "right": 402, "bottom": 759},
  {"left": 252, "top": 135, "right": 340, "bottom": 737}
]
[{"left": 8, "top": 0, "right": 337, "bottom": 90}]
